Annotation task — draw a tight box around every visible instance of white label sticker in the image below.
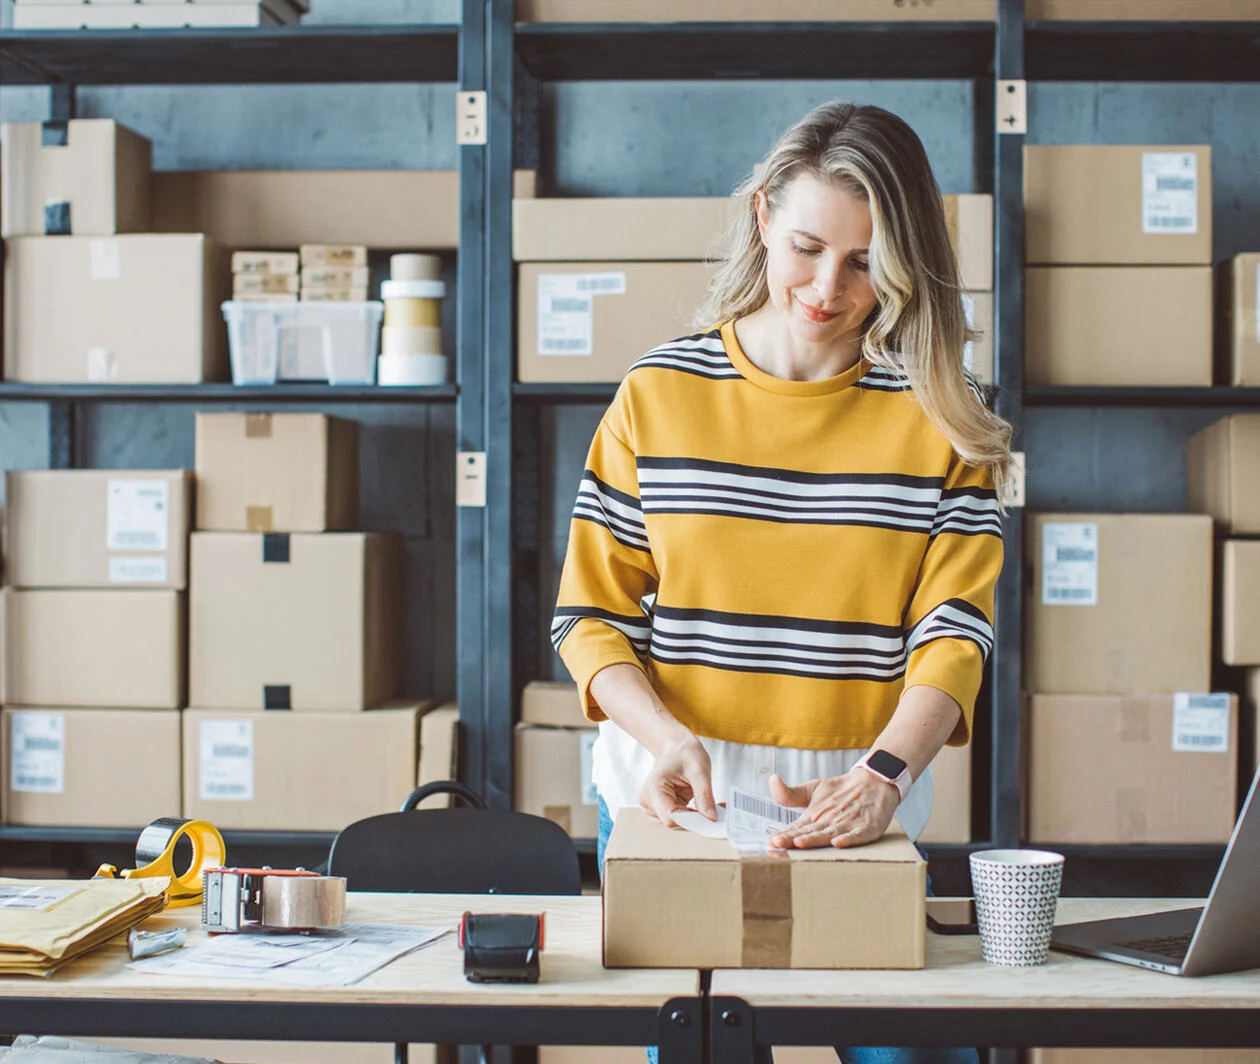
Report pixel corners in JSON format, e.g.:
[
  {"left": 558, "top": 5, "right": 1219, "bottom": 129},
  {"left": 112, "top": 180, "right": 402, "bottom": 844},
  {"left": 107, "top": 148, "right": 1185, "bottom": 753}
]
[
  {"left": 537, "top": 274, "right": 593, "bottom": 356},
  {"left": 579, "top": 732, "right": 598, "bottom": 806},
  {"left": 11, "top": 712, "right": 65, "bottom": 794},
  {"left": 109, "top": 556, "right": 169, "bottom": 584},
  {"left": 106, "top": 478, "right": 170, "bottom": 552},
  {"left": 961, "top": 293, "right": 976, "bottom": 372},
  {"left": 0, "top": 885, "right": 80, "bottom": 911},
  {"left": 573, "top": 271, "right": 627, "bottom": 296},
  {"left": 1173, "top": 693, "right": 1231, "bottom": 753},
  {"left": 1042, "top": 521, "right": 1098, "bottom": 606},
  {"left": 1142, "top": 152, "right": 1198, "bottom": 235},
  {"left": 90, "top": 238, "right": 121, "bottom": 281},
  {"left": 727, "top": 785, "right": 801, "bottom": 852},
  {"left": 199, "top": 720, "right": 254, "bottom": 802}
]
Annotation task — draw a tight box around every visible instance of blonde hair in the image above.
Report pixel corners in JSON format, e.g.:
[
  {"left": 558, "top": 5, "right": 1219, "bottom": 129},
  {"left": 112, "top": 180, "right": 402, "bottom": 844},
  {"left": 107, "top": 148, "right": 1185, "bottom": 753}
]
[{"left": 698, "top": 101, "right": 1013, "bottom": 498}]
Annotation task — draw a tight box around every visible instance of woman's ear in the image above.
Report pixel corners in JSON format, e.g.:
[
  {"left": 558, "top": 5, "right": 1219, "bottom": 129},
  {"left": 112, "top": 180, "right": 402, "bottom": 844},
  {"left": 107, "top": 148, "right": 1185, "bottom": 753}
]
[{"left": 754, "top": 189, "right": 771, "bottom": 249}]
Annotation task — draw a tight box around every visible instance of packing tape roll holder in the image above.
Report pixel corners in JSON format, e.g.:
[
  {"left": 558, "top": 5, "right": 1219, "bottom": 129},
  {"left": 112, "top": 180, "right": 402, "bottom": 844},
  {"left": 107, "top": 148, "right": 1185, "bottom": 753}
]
[{"left": 95, "top": 817, "right": 227, "bottom": 908}]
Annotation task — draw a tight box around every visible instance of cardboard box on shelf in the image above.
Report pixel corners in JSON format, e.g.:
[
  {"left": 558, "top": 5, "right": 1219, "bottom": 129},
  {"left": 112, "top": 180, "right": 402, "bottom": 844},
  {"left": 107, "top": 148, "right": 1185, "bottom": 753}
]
[
  {"left": 1025, "top": 266, "right": 1212, "bottom": 386},
  {"left": 1, "top": 588, "right": 185, "bottom": 709},
  {"left": 603, "top": 807, "right": 925, "bottom": 969},
  {"left": 4, "top": 471, "right": 191, "bottom": 590},
  {"left": 517, "top": 0, "right": 996, "bottom": 20},
  {"left": 917, "top": 742, "right": 971, "bottom": 844},
  {"left": 1027, "top": 1, "right": 1260, "bottom": 18},
  {"left": 3, "top": 234, "right": 229, "bottom": 384},
  {"left": 189, "top": 532, "right": 401, "bottom": 712},
  {"left": 182, "top": 706, "right": 424, "bottom": 832},
  {"left": 1024, "top": 145, "right": 1212, "bottom": 266},
  {"left": 1218, "top": 254, "right": 1260, "bottom": 386},
  {"left": 521, "top": 680, "right": 588, "bottom": 729},
  {"left": 1187, "top": 415, "right": 1260, "bottom": 535},
  {"left": 2, "top": 708, "right": 181, "bottom": 828},
  {"left": 943, "top": 194, "right": 993, "bottom": 292},
  {"left": 89, "top": 1043, "right": 450, "bottom": 1064},
  {"left": 415, "top": 703, "right": 460, "bottom": 809},
  {"left": 963, "top": 290, "right": 993, "bottom": 387},
  {"left": 1025, "top": 513, "right": 1212, "bottom": 695},
  {"left": 1028, "top": 694, "right": 1238, "bottom": 845},
  {"left": 518, "top": 261, "right": 713, "bottom": 383},
  {"left": 194, "top": 412, "right": 358, "bottom": 533},
  {"left": 233, "top": 273, "right": 300, "bottom": 296},
  {"left": 513, "top": 198, "right": 739, "bottom": 262},
  {"left": 232, "top": 250, "right": 300, "bottom": 276},
  {"left": 515, "top": 723, "right": 598, "bottom": 838},
  {"left": 1222, "top": 541, "right": 1260, "bottom": 667},
  {"left": 1, "top": 118, "right": 151, "bottom": 238}
]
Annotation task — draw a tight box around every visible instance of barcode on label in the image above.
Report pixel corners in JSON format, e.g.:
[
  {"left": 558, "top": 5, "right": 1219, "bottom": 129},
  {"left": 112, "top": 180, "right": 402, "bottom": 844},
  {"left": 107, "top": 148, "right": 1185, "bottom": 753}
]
[
  {"left": 212, "top": 744, "right": 250, "bottom": 758},
  {"left": 15, "top": 776, "right": 56, "bottom": 789},
  {"left": 1047, "top": 587, "right": 1093, "bottom": 601},
  {"left": 1056, "top": 547, "right": 1095, "bottom": 562},
  {"left": 575, "top": 276, "right": 624, "bottom": 293},
  {"left": 22, "top": 737, "right": 61, "bottom": 752},
  {"left": 550, "top": 297, "right": 589, "bottom": 313},
  {"left": 1175, "top": 733, "right": 1223, "bottom": 747},
  {"left": 541, "top": 338, "right": 589, "bottom": 352},
  {"left": 1155, "top": 177, "right": 1195, "bottom": 191},
  {"left": 731, "top": 788, "right": 797, "bottom": 826},
  {"left": 1148, "top": 216, "right": 1193, "bottom": 229},
  {"left": 205, "top": 783, "right": 248, "bottom": 796},
  {"left": 111, "top": 531, "right": 162, "bottom": 548}
]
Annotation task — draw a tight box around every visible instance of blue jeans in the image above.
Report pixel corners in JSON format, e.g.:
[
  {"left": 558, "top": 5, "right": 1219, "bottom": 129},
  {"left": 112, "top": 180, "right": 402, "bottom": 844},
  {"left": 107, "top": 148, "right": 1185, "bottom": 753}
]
[{"left": 597, "top": 797, "right": 978, "bottom": 1064}]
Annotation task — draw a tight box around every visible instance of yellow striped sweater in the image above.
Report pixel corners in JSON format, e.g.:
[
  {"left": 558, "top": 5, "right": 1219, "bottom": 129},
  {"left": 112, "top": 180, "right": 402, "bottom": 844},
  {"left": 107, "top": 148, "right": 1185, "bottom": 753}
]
[{"left": 553, "top": 320, "right": 1004, "bottom": 750}]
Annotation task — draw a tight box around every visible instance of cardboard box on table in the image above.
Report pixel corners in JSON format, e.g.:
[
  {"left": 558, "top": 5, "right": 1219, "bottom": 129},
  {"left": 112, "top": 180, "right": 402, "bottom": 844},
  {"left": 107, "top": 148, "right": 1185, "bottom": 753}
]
[
  {"left": 515, "top": 722, "right": 599, "bottom": 837},
  {"left": 1218, "top": 254, "right": 1260, "bottom": 386},
  {"left": 1188, "top": 415, "right": 1260, "bottom": 535}
]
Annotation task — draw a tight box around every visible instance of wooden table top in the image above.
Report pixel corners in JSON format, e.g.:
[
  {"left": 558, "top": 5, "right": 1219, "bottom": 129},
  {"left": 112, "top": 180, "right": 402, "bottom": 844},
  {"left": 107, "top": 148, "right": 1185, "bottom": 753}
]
[
  {"left": 713, "top": 898, "right": 1260, "bottom": 1009},
  {"left": 0, "top": 893, "right": 697, "bottom": 1009}
]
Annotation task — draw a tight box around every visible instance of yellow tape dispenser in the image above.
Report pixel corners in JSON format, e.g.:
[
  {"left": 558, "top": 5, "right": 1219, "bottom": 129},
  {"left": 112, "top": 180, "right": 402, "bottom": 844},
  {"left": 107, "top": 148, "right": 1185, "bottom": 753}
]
[{"left": 96, "top": 817, "right": 226, "bottom": 908}]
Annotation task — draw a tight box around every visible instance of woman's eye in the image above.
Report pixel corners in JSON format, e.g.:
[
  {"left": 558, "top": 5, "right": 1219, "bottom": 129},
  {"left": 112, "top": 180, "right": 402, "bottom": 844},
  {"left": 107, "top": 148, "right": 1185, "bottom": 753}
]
[
  {"left": 852, "top": 259, "right": 870, "bottom": 273},
  {"left": 791, "top": 242, "right": 821, "bottom": 257}
]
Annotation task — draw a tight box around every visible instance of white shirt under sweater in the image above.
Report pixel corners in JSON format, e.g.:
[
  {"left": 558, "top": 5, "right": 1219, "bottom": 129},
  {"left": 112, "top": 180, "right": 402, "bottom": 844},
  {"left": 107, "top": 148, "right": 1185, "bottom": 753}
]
[{"left": 592, "top": 720, "right": 935, "bottom": 841}]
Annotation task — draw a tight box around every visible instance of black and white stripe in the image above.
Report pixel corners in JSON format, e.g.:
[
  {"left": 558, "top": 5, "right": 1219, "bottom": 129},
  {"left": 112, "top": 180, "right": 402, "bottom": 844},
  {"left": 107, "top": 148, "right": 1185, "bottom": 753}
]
[
  {"left": 932, "top": 486, "right": 1002, "bottom": 539},
  {"left": 573, "top": 471, "right": 650, "bottom": 553},
  {"left": 649, "top": 604, "right": 907, "bottom": 683},
  {"left": 858, "top": 365, "right": 912, "bottom": 393},
  {"left": 636, "top": 457, "right": 944, "bottom": 534},
  {"left": 905, "top": 598, "right": 994, "bottom": 661},
  {"left": 628, "top": 331, "right": 743, "bottom": 382},
  {"left": 551, "top": 606, "right": 652, "bottom": 657}
]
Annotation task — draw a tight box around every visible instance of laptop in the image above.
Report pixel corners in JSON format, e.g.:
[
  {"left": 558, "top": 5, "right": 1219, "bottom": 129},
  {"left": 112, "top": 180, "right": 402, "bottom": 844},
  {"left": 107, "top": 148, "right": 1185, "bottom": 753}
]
[{"left": 1049, "top": 765, "right": 1260, "bottom": 976}]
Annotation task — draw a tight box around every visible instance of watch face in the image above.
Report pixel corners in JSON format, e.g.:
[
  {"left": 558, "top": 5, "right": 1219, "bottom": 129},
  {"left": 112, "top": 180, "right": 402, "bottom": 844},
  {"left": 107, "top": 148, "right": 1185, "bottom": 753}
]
[{"left": 866, "top": 749, "right": 908, "bottom": 780}]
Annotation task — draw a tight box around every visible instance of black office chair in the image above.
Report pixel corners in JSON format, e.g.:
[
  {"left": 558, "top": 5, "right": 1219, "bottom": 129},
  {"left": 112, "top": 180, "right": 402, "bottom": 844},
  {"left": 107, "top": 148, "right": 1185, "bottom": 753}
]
[{"left": 328, "top": 781, "right": 583, "bottom": 1064}]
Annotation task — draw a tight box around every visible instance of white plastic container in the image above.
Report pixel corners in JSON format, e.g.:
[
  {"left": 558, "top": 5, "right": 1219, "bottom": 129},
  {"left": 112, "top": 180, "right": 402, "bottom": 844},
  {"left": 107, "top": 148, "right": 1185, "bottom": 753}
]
[
  {"left": 378, "top": 353, "right": 447, "bottom": 386},
  {"left": 222, "top": 301, "right": 384, "bottom": 385}
]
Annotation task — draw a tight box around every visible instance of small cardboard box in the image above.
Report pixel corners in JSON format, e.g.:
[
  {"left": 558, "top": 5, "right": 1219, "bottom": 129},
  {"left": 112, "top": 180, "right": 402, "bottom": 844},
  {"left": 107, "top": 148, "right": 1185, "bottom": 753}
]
[
  {"left": 5, "top": 470, "right": 191, "bottom": 590},
  {"left": 1188, "top": 415, "right": 1260, "bottom": 535},
  {"left": 918, "top": 742, "right": 971, "bottom": 844},
  {"left": 603, "top": 807, "right": 925, "bottom": 969},
  {"left": 944, "top": 194, "right": 993, "bottom": 292},
  {"left": 514, "top": 723, "right": 598, "bottom": 838},
  {"left": 518, "top": 261, "right": 713, "bottom": 383},
  {"left": 1027, "top": 1, "right": 1260, "bottom": 17},
  {"left": 1, "top": 119, "right": 151, "bottom": 238},
  {"left": 513, "top": 198, "right": 740, "bottom": 262},
  {"left": 1025, "top": 513, "right": 1212, "bottom": 695},
  {"left": 188, "top": 532, "right": 401, "bottom": 712},
  {"left": 1218, "top": 254, "right": 1260, "bottom": 386},
  {"left": 194, "top": 412, "right": 358, "bottom": 533},
  {"left": 416, "top": 703, "right": 460, "bottom": 809},
  {"left": 963, "top": 290, "right": 993, "bottom": 387},
  {"left": 521, "top": 680, "right": 588, "bottom": 729},
  {"left": 1, "top": 588, "right": 185, "bottom": 709},
  {"left": 1028, "top": 694, "right": 1238, "bottom": 845},
  {"left": 1024, "top": 145, "right": 1212, "bottom": 266},
  {"left": 4, "top": 234, "right": 229, "bottom": 384},
  {"left": 182, "top": 706, "right": 424, "bottom": 832},
  {"left": 2, "top": 708, "right": 181, "bottom": 828},
  {"left": 517, "top": 0, "right": 995, "bottom": 20},
  {"left": 1222, "top": 541, "right": 1260, "bottom": 667},
  {"left": 1025, "top": 266, "right": 1212, "bottom": 386}
]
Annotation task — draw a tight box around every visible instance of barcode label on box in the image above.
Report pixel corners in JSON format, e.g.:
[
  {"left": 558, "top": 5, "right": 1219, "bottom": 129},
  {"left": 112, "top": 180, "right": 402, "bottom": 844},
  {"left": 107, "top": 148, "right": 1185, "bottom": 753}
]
[
  {"left": 199, "top": 720, "right": 254, "bottom": 802},
  {"left": 11, "top": 712, "right": 65, "bottom": 795},
  {"left": 536, "top": 272, "right": 627, "bottom": 357},
  {"left": 109, "top": 556, "right": 168, "bottom": 584},
  {"left": 1173, "top": 693, "right": 1230, "bottom": 753},
  {"left": 1041, "top": 521, "right": 1098, "bottom": 606},
  {"left": 107, "top": 478, "right": 170, "bottom": 552},
  {"left": 1142, "top": 153, "right": 1198, "bottom": 235},
  {"left": 728, "top": 785, "right": 800, "bottom": 851},
  {"left": 573, "top": 272, "right": 626, "bottom": 296},
  {"left": 579, "top": 732, "right": 598, "bottom": 806}
]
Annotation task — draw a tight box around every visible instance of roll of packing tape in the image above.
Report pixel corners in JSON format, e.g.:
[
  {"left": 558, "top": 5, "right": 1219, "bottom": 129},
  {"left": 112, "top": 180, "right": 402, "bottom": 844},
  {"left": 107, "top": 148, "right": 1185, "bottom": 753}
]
[
  {"left": 384, "top": 299, "right": 441, "bottom": 328},
  {"left": 378, "top": 353, "right": 447, "bottom": 386},
  {"left": 390, "top": 254, "right": 441, "bottom": 283},
  {"left": 381, "top": 279, "right": 446, "bottom": 301},
  {"left": 261, "top": 875, "right": 348, "bottom": 931},
  {"left": 131, "top": 817, "right": 227, "bottom": 907},
  {"left": 383, "top": 325, "right": 443, "bottom": 356}
]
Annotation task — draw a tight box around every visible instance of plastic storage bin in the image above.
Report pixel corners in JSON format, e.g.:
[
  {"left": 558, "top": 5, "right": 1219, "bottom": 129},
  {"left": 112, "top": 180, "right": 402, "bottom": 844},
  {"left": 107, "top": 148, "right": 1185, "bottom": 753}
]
[{"left": 222, "top": 301, "right": 385, "bottom": 385}]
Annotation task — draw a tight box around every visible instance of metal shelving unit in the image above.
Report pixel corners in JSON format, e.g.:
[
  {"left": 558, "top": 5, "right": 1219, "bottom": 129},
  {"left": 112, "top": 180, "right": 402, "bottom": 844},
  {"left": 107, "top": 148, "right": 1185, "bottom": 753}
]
[
  {"left": 0, "top": 383, "right": 458, "bottom": 403},
  {"left": 1026, "top": 386, "right": 1260, "bottom": 408}
]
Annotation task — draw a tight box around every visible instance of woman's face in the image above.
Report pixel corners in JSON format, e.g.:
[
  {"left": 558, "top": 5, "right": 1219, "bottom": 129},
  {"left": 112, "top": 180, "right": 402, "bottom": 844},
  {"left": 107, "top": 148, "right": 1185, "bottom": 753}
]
[{"left": 756, "top": 172, "right": 879, "bottom": 350}]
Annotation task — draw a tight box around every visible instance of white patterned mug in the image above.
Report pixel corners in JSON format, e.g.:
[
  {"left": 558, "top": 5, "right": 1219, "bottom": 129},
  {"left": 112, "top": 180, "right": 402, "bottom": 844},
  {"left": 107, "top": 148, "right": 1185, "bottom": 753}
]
[{"left": 968, "top": 849, "right": 1065, "bottom": 967}]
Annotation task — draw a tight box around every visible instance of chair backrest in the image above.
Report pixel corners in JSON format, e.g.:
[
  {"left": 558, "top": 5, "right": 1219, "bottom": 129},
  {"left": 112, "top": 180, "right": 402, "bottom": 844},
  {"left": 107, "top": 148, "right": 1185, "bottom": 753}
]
[{"left": 328, "top": 784, "right": 582, "bottom": 895}]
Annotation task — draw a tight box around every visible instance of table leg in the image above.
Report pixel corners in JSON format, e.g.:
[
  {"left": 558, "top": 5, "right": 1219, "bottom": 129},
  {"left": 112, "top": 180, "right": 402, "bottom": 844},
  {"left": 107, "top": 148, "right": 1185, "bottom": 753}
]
[{"left": 708, "top": 997, "right": 756, "bottom": 1064}]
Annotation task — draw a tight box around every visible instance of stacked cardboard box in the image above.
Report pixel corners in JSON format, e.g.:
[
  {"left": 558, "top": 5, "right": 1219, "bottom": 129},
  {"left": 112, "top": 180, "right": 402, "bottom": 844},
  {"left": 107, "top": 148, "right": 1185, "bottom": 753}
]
[
  {"left": 1024, "top": 145, "right": 1213, "bottom": 386},
  {"left": 1, "top": 471, "right": 190, "bottom": 827},
  {"left": 232, "top": 251, "right": 299, "bottom": 304},
  {"left": 1024, "top": 512, "right": 1237, "bottom": 843},
  {"left": 185, "top": 412, "right": 422, "bottom": 832},
  {"left": 300, "top": 245, "right": 369, "bottom": 302},
  {"left": 13, "top": 0, "right": 308, "bottom": 30},
  {"left": 1218, "top": 253, "right": 1260, "bottom": 385},
  {"left": 515, "top": 682, "right": 598, "bottom": 838},
  {"left": 1, "top": 118, "right": 228, "bottom": 383}
]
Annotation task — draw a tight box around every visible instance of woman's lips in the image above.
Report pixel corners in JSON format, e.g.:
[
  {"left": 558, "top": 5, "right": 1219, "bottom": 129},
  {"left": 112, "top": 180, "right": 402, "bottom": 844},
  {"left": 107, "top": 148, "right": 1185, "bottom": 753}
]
[{"left": 797, "top": 297, "right": 839, "bottom": 323}]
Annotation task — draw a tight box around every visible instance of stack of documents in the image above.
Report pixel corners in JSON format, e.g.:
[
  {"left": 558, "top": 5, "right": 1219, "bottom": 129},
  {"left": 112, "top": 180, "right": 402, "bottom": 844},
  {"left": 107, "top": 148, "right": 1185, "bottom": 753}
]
[{"left": 0, "top": 878, "right": 169, "bottom": 978}]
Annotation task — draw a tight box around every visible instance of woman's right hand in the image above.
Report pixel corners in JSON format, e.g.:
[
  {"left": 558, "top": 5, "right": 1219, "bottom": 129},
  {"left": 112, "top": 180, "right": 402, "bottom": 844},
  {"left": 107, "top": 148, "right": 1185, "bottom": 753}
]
[{"left": 638, "top": 736, "right": 717, "bottom": 827}]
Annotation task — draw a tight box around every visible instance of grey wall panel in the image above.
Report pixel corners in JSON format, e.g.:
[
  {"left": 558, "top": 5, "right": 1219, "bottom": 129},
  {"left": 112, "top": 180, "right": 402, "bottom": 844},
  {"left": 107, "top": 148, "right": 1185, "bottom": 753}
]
[{"left": 0, "top": 403, "right": 51, "bottom": 503}]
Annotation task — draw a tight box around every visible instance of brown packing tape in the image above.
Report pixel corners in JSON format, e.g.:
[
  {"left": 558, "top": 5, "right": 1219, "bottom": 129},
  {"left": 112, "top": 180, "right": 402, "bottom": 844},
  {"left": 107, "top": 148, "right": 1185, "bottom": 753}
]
[
  {"left": 1118, "top": 699, "right": 1149, "bottom": 743},
  {"left": 740, "top": 853, "right": 793, "bottom": 968},
  {"left": 1117, "top": 788, "right": 1147, "bottom": 843},
  {"left": 246, "top": 505, "right": 275, "bottom": 533},
  {"left": 245, "top": 413, "right": 273, "bottom": 439},
  {"left": 544, "top": 804, "right": 572, "bottom": 834}
]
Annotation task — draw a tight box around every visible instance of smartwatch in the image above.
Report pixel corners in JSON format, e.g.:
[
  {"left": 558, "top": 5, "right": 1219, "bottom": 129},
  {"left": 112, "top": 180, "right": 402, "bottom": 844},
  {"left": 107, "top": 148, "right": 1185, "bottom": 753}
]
[{"left": 857, "top": 749, "right": 913, "bottom": 801}]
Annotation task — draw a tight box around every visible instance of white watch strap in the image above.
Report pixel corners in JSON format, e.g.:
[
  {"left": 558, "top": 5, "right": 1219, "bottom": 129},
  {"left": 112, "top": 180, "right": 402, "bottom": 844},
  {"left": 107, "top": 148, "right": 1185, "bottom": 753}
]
[{"left": 858, "top": 753, "right": 913, "bottom": 802}]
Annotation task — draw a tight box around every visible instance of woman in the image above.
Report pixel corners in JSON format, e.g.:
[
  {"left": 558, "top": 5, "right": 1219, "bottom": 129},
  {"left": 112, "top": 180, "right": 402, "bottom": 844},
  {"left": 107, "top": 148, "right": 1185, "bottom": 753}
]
[{"left": 553, "top": 101, "right": 1010, "bottom": 1064}]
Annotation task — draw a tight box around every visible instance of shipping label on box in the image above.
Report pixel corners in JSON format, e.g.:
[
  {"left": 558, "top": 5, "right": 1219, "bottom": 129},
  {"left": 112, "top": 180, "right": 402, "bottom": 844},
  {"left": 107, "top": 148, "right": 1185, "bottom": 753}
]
[
  {"left": 199, "top": 719, "right": 255, "bottom": 802},
  {"left": 1041, "top": 521, "right": 1098, "bottom": 606},
  {"left": 1142, "top": 152, "right": 1199, "bottom": 235},
  {"left": 1172, "top": 693, "right": 1231, "bottom": 753},
  {"left": 9, "top": 712, "right": 65, "bottom": 795}
]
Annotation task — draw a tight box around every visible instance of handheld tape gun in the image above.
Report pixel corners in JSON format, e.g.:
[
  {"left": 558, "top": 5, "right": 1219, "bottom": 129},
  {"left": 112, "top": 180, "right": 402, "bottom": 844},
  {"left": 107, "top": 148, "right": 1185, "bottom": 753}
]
[
  {"left": 201, "top": 868, "right": 348, "bottom": 933},
  {"left": 95, "top": 817, "right": 227, "bottom": 908}
]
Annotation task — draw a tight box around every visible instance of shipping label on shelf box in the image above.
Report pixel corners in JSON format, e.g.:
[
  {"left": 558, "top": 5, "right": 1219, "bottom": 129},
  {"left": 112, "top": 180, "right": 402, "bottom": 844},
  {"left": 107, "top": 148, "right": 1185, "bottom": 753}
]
[
  {"left": 536, "top": 272, "right": 626, "bottom": 356},
  {"left": 1172, "top": 693, "right": 1231, "bottom": 753},
  {"left": 109, "top": 557, "right": 169, "bottom": 585},
  {"left": 1041, "top": 521, "right": 1098, "bottom": 606},
  {"left": 11, "top": 712, "right": 65, "bottom": 795},
  {"left": 1142, "top": 152, "right": 1198, "bottom": 235},
  {"left": 199, "top": 719, "right": 254, "bottom": 802},
  {"left": 106, "top": 478, "right": 170, "bottom": 552}
]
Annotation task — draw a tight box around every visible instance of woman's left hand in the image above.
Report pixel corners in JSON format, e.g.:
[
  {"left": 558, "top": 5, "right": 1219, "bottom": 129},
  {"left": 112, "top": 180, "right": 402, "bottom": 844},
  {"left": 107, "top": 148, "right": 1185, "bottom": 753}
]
[{"left": 766, "top": 769, "right": 900, "bottom": 849}]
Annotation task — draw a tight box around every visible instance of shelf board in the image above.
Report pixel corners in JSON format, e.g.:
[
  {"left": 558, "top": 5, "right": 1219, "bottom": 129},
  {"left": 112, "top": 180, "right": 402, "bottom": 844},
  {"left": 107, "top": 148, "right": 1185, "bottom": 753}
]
[
  {"left": 1045, "top": 843, "right": 1227, "bottom": 862},
  {"left": 515, "top": 21, "right": 995, "bottom": 81},
  {"left": 1026, "top": 20, "right": 1260, "bottom": 83},
  {"left": 0, "top": 824, "right": 335, "bottom": 847},
  {"left": 0, "top": 24, "right": 459, "bottom": 86},
  {"left": 1025, "top": 386, "right": 1260, "bottom": 408},
  {"left": 513, "top": 381, "right": 618, "bottom": 402},
  {"left": 0, "top": 382, "right": 457, "bottom": 403}
]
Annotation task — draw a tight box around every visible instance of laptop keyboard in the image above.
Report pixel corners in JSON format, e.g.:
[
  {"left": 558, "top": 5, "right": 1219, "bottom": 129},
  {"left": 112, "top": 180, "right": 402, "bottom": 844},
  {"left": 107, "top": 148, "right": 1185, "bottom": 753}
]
[{"left": 1117, "top": 932, "right": 1193, "bottom": 961}]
